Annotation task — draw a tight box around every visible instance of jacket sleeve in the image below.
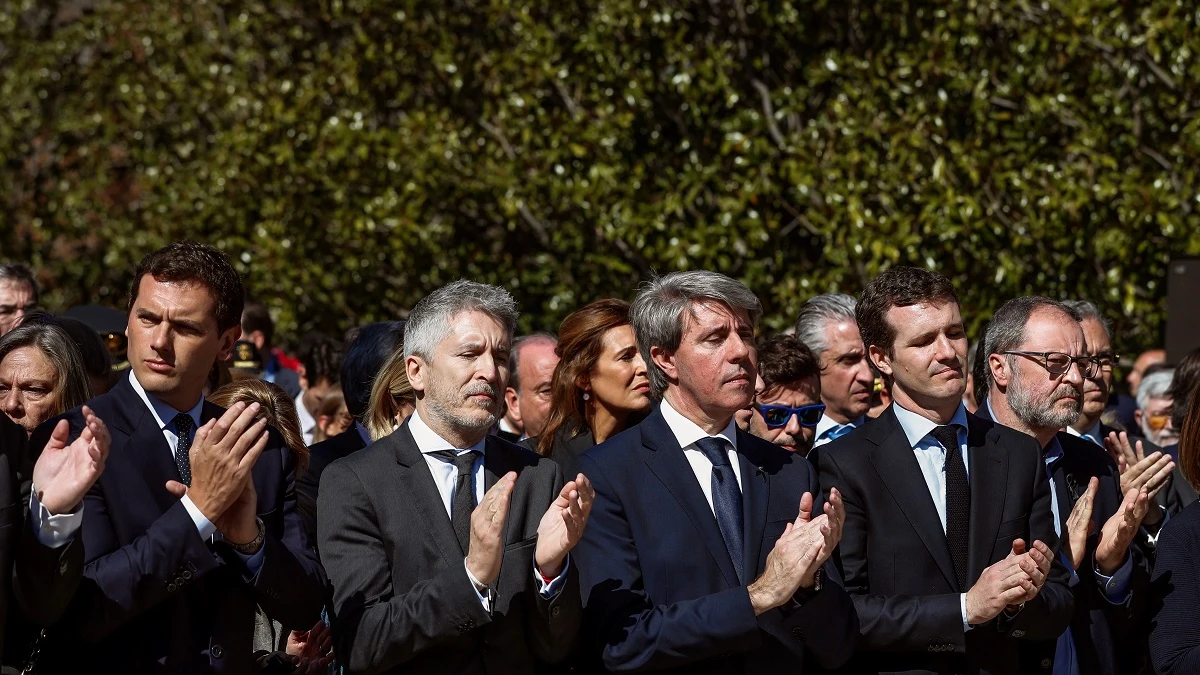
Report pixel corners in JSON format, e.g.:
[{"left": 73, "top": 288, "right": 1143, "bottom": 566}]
[
  {"left": 523, "top": 460, "right": 582, "bottom": 665},
  {"left": 318, "top": 460, "right": 492, "bottom": 674}
]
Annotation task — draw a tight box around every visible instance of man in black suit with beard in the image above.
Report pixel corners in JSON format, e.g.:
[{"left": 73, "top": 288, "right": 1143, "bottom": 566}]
[
  {"left": 318, "top": 280, "right": 588, "bottom": 674},
  {"left": 976, "top": 296, "right": 1154, "bottom": 675},
  {"left": 816, "top": 267, "right": 1073, "bottom": 675}
]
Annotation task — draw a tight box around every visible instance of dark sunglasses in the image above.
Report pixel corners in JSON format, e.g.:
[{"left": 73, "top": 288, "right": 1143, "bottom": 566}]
[{"left": 754, "top": 403, "right": 826, "bottom": 429}]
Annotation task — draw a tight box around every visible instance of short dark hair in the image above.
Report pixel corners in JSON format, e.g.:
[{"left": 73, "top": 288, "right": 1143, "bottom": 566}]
[
  {"left": 297, "top": 332, "right": 342, "bottom": 386},
  {"left": 0, "top": 263, "right": 39, "bottom": 303},
  {"left": 509, "top": 332, "right": 557, "bottom": 392},
  {"left": 983, "top": 296, "right": 1081, "bottom": 363},
  {"left": 128, "top": 241, "right": 244, "bottom": 333},
  {"left": 241, "top": 303, "right": 275, "bottom": 347},
  {"left": 757, "top": 334, "right": 820, "bottom": 391},
  {"left": 340, "top": 321, "right": 405, "bottom": 421},
  {"left": 856, "top": 267, "right": 959, "bottom": 357}
]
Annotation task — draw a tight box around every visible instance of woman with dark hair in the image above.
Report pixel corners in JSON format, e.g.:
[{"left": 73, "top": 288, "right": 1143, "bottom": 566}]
[
  {"left": 0, "top": 321, "right": 92, "bottom": 436},
  {"left": 535, "top": 298, "right": 652, "bottom": 477},
  {"left": 1150, "top": 388, "right": 1200, "bottom": 675}
]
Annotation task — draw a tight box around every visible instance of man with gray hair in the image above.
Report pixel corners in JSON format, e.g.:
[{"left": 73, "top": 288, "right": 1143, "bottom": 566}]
[
  {"left": 978, "top": 295, "right": 1154, "bottom": 675},
  {"left": 793, "top": 293, "right": 874, "bottom": 447},
  {"left": 0, "top": 263, "right": 38, "bottom": 336},
  {"left": 1136, "top": 369, "right": 1178, "bottom": 447},
  {"left": 499, "top": 332, "right": 559, "bottom": 441},
  {"left": 319, "top": 280, "right": 589, "bottom": 674},
  {"left": 575, "top": 270, "right": 857, "bottom": 674},
  {"left": 1061, "top": 300, "right": 1127, "bottom": 445}
]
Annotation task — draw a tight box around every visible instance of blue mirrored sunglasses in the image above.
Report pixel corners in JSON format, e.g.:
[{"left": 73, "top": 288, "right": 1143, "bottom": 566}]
[{"left": 754, "top": 403, "right": 826, "bottom": 429}]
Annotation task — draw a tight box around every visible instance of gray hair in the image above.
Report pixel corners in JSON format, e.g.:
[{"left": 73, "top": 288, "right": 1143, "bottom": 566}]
[
  {"left": 630, "top": 270, "right": 762, "bottom": 395},
  {"left": 984, "top": 296, "right": 1082, "bottom": 373},
  {"left": 509, "top": 332, "right": 557, "bottom": 392},
  {"left": 1138, "top": 369, "right": 1175, "bottom": 412},
  {"left": 0, "top": 321, "right": 92, "bottom": 415},
  {"left": 793, "top": 293, "right": 857, "bottom": 356},
  {"left": 0, "top": 263, "right": 39, "bottom": 303},
  {"left": 1062, "top": 299, "right": 1112, "bottom": 342},
  {"left": 403, "top": 280, "right": 519, "bottom": 360}
]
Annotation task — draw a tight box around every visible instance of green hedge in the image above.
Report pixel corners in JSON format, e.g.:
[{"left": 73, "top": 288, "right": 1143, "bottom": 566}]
[{"left": 3, "top": 0, "right": 1198, "bottom": 354}]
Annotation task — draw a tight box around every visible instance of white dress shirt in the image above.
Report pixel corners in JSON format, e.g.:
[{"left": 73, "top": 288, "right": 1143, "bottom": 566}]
[
  {"left": 295, "top": 390, "right": 317, "bottom": 447},
  {"left": 407, "top": 410, "right": 567, "bottom": 610},
  {"left": 659, "top": 397, "right": 742, "bottom": 514},
  {"left": 813, "top": 413, "right": 864, "bottom": 448},
  {"left": 891, "top": 401, "right": 973, "bottom": 631},
  {"left": 1065, "top": 421, "right": 1103, "bottom": 447}
]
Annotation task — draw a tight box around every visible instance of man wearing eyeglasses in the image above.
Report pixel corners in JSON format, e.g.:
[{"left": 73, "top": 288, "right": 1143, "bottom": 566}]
[
  {"left": 0, "top": 263, "right": 39, "bottom": 337},
  {"left": 749, "top": 335, "right": 825, "bottom": 457},
  {"left": 978, "top": 296, "right": 1153, "bottom": 675}
]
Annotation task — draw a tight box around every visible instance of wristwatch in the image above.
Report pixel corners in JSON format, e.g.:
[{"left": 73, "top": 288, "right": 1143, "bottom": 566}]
[
  {"left": 796, "top": 568, "right": 824, "bottom": 600},
  {"left": 229, "top": 517, "right": 266, "bottom": 555}
]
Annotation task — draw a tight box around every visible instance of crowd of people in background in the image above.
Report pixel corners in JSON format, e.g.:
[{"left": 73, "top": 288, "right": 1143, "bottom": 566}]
[{"left": 0, "top": 244, "right": 1198, "bottom": 674}]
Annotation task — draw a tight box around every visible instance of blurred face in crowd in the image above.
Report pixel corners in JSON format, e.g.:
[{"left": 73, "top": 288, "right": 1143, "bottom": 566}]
[
  {"left": 408, "top": 310, "right": 509, "bottom": 444},
  {"left": 653, "top": 300, "right": 756, "bottom": 427},
  {"left": 1077, "top": 316, "right": 1114, "bottom": 425},
  {"left": 504, "top": 339, "right": 558, "bottom": 439},
  {"left": 0, "top": 279, "right": 36, "bottom": 337},
  {"left": 1128, "top": 349, "right": 1166, "bottom": 396},
  {"left": 317, "top": 401, "right": 354, "bottom": 440},
  {"left": 871, "top": 301, "right": 968, "bottom": 416},
  {"left": 750, "top": 376, "right": 821, "bottom": 454},
  {"left": 128, "top": 276, "right": 239, "bottom": 412},
  {"left": 734, "top": 373, "right": 766, "bottom": 432},
  {"left": 0, "top": 345, "right": 59, "bottom": 436},
  {"left": 997, "top": 307, "right": 1086, "bottom": 433},
  {"left": 818, "top": 320, "right": 874, "bottom": 424},
  {"left": 583, "top": 324, "right": 652, "bottom": 420},
  {"left": 1137, "top": 394, "right": 1178, "bottom": 447}
]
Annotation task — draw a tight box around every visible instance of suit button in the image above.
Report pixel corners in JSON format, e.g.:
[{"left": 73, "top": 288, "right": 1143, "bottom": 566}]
[
  {"left": 182, "top": 570, "right": 193, "bottom": 580},
  {"left": 58, "top": 560, "right": 68, "bottom": 576},
  {"left": 1041, "top": 658, "right": 1052, "bottom": 669},
  {"left": 212, "top": 644, "right": 223, "bottom": 658},
  {"left": 551, "top": 606, "right": 561, "bottom": 617},
  {"left": 167, "top": 583, "right": 177, "bottom": 592},
  {"left": 1012, "top": 630, "right": 1026, "bottom": 638}
]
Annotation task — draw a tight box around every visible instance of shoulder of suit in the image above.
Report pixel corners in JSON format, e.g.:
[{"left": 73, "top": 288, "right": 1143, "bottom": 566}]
[
  {"left": 737, "top": 431, "right": 805, "bottom": 473},
  {"left": 579, "top": 422, "right": 643, "bottom": 465},
  {"left": 1056, "top": 432, "right": 1118, "bottom": 472},
  {"left": 488, "top": 434, "right": 556, "bottom": 471}
]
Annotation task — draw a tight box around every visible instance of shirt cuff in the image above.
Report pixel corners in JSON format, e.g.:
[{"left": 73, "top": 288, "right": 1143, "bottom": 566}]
[
  {"left": 464, "top": 560, "right": 493, "bottom": 613},
  {"left": 1093, "top": 552, "right": 1134, "bottom": 604},
  {"left": 960, "top": 593, "right": 972, "bottom": 632},
  {"left": 236, "top": 545, "right": 266, "bottom": 577},
  {"left": 533, "top": 554, "right": 570, "bottom": 599},
  {"left": 181, "top": 495, "right": 218, "bottom": 540},
  {"left": 29, "top": 493, "right": 83, "bottom": 548}
]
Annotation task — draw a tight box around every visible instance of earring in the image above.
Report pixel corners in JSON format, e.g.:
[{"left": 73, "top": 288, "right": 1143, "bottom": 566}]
[{"left": 582, "top": 392, "right": 591, "bottom": 401}]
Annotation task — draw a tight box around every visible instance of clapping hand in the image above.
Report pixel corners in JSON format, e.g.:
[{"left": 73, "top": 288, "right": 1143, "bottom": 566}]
[
  {"left": 535, "top": 473, "right": 595, "bottom": 578},
  {"left": 33, "top": 406, "right": 111, "bottom": 514}
]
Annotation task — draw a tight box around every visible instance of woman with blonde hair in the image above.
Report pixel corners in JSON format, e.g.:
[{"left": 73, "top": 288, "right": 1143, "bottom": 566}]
[
  {"left": 208, "top": 378, "right": 309, "bottom": 475},
  {"left": 365, "top": 348, "right": 416, "bottom": 441}
]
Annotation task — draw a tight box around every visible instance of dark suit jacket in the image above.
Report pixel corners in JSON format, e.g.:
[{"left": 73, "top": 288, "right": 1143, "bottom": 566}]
[
  {"left": 318, "top": 419, "right": 582, "bottom": 675},
  {"left": 530, "top": 424, "right": 595, "bottom": 481},
  {"left": 1148, "top": 500, "right": 1200, "bottom": 675},
  {"left": 0, "top": 413, "right": 85, "bottom": 662},
  {"left": 296, "top": 426, "right": 366, "bottom": 548},
  {"left": 983, "top": 406, "right": 1149, "bottom": 675},
  {"left": 815, "top": 406, "right": 1073, "bottom": 675},
  {"left": 1159, "top": 466, "right": 1198, "bottom": 517},
  {"left": 30, "top": 375, "right": 327, "bottom": 674},
  {"left": 574, "top": 407, "right": 858, "bottom": 674}
]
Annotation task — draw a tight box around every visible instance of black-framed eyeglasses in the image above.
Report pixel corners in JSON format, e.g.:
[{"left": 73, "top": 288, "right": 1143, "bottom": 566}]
[
  {"left": 754, "top": 403, "right": 826, "bottom": 429},
  {"left": 1003, "top": 351, "right": 1098, "bottom": 378},
  {"left": 1092, "top": 352, "right": 1120, "bottom": 371}
]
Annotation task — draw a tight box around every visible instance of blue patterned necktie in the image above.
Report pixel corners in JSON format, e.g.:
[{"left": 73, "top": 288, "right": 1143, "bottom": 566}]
[
  {"left": 172, "top": 413, "right": 194, "bottom": 486},
  {"left": 695, "top": 437, "right": 745, "bottom": 584}
]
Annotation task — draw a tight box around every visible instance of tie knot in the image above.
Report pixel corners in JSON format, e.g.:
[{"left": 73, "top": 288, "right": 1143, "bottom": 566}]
[
  {"left": 172, "top": 413, "right": 193, "bottom": 437},
  {"left": 930, "top": 425, "right": 960, "bottom": 452},
  {"left": 695, "top": 437, "right": 732, "bottom": 467},
  {"left": 432, "top": 449, "right": 481, "bottom": 476}
]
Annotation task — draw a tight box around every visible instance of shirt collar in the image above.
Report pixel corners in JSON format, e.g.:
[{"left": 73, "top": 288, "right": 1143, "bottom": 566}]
[
  {"left": 1065, "top": 420, "right": 1101, "bottom": 440},
  {"left": 408, "top": 409, "right": 488, "bottom": 456},
  {"left": 659, "top": 397, "right": 738, "bottom": 452},
  {"left": 1044, "top": 434, "right": 1065, "bottom": 465},
  {"left": 294, "top": 390, "right": 316, "bottom": 435},
  {"left": 892, "top": 401, "right": 969, "bottom": 449},
  {"left": 815, "top": 411, "right": 864, "bottom": 440},
  {"left": 128, "top": 370, "right": 203, "bottom": 432}
]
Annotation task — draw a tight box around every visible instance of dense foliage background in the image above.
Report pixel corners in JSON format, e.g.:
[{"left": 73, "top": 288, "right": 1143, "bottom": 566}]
[{"left": 3, "top": 0, "right": 1198, "bottom": 354}]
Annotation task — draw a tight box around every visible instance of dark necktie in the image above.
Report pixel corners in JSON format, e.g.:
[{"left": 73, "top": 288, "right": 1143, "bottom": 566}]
[
  {"left": 431, "top": 449, "right": 481, "bottom": 555},
  {"left": 695, "top": 437, "right": 745, "bottom": 584},
  {"left": 930, "top": 424, "right": 969, "bottom": 591},
  {"left": 172, "top": 413, "right": 194, "bottom": 486}
]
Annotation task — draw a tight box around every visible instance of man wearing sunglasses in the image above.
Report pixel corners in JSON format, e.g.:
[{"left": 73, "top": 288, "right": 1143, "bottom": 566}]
[{"left": 749, "top": 335, "right": 824, "bottom": 456}]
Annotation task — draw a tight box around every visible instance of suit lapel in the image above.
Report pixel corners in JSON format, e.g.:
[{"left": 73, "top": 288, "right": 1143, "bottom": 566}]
[
  {"left": 391, "top": 422, "right": 465, "bottom": 560},
  {"left": 967, "top": 417, "right": 1010, "bottom": 582},
  {"left": 867, "top": 408, "right": 958, "bottom": 589},
  {"left": 735, "top": 434, "right": 770, "bottom": 582},
  {"left": 108, "top": 378, "right": 187, "bottom": 514},
  {"left": 483, "top": 436, "right": 528, "bottom": 544},
  {"left": 640, "top": 409, "right": 741, "bottom": 587}
]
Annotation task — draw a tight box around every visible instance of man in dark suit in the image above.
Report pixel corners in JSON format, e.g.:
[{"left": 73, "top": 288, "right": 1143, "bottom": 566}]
[
  {"left": 31, "top": 241, "right": 326, "bottom": 672},
  {"left": 816, "top": 268, "right": 1073, "bottom": 675},
  {"left": 319, "top": 280, "right": 588, "bottom": 674},
  {"left": 296, "top": 320, "right": 404, "bottom": 547},
  {"left": 977, "top": 296, "right": 1154, "bottom": 675},
  {"left": 575, "top": 270, "right": 858, "bottom": 674}
]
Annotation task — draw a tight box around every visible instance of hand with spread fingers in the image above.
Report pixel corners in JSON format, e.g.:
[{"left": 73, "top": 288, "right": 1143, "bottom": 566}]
[
  {"left": 286, "top": 619, "right": 335, "bottom": 674},
  {"left": 1105, "top": 431, "right": 1172, "bottom": 527},
  {"left": 1063, "top": 477, "right": 1100, "bottom": 570},
  {"left": 747, "top": 491, "right": 842, "bottom": 615},
  {"left": 1095, "top": 486, "right": 1151, "bottom": 574},
  {"left": 535, "top": 473, "right": 595, "bottom": 578},
  {"left": 33, "top": 405, "right": 111, "bottom": 515},
  {"left": 466, "top": 472, "right": 517, "bottom": 586}
]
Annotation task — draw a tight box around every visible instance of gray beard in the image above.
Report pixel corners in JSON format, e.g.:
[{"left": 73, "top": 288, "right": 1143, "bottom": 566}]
[{"left": 1007, "top": 365, "right": 1081, "bottom": 431}]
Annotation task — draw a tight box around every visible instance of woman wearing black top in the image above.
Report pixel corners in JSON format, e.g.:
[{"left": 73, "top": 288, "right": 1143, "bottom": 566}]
[
  {"left": 535, "top": 299, "right": 652, "bottom": 477},
  {"left": 1151, "top": 385, "right": 1200, "bottom": 675}
]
